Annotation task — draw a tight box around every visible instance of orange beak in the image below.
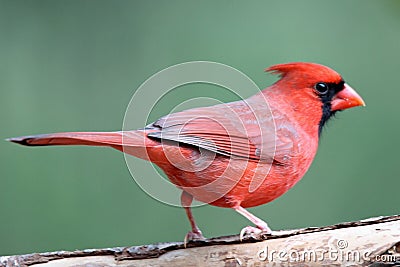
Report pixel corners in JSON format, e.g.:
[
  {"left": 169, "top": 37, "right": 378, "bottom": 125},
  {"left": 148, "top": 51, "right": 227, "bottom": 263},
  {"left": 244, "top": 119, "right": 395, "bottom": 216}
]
[{"left": 331, "top": 83, "right": 366, "bottom": 111}]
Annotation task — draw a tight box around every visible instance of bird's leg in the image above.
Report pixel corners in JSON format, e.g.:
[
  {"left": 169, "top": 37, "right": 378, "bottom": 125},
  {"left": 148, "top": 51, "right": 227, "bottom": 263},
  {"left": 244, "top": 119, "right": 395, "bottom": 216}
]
[
  {"left": 234, "top": 206, "right": 272, "bottom": 240},
  {"left": 181, "top": 191, "right": 205, "bottom": 245}
]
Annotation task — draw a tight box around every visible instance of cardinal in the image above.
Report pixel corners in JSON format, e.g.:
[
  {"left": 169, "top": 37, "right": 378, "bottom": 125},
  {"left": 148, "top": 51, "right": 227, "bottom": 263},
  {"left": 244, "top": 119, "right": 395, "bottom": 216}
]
[{"left": 8, "top": 62, "right": 365, "bottom": 241}]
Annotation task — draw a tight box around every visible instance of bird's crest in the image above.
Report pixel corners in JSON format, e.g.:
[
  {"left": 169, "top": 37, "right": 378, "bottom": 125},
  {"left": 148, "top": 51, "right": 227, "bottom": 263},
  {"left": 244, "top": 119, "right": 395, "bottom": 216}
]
[{"left": 265, "top": 62, "right": 343, "bottom": 84}]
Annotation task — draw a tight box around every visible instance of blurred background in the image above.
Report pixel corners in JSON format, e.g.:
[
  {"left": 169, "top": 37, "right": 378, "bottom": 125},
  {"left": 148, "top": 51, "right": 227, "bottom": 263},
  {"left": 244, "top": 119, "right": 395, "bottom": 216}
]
[{"left": 1, "top": 0, "right": 399, "bottom": 256}]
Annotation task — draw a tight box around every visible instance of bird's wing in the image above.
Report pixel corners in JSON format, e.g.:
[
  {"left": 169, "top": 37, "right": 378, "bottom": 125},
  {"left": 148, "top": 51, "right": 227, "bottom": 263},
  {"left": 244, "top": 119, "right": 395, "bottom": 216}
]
[{"left": 147, "top": 96, "right": 293, "bottom": 162}]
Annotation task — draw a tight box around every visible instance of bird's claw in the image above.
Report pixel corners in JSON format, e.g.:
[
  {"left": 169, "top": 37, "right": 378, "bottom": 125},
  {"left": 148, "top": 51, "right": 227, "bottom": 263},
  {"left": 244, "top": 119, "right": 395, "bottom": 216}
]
[
  {"left": 184, "top": 230, "right": 206, "bottom": 248},
  {"left": 239, "top": 226, "right": 272, "bottom": 241}
]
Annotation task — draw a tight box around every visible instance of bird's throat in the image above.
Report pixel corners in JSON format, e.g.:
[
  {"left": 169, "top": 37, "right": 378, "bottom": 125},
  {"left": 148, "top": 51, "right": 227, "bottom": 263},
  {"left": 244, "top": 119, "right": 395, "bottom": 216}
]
[{"left": 319, "top": 102, "right": 336, "bottom": 136}]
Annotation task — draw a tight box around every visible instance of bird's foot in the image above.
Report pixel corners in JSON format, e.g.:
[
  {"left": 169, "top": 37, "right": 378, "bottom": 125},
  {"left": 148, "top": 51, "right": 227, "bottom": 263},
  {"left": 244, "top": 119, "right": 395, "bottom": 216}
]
[
  {"left": 184, "top": 230, "right": 206, "bottom": 248},
  {"left": 239, "top": 225, "right": 272, "bottom": 241}
]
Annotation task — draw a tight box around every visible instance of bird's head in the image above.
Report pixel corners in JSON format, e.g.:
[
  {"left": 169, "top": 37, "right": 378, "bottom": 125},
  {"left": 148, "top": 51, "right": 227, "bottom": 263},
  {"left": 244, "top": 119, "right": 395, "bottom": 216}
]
[{"left": 266, "top": 62, "right": 365, "bottom": 134}]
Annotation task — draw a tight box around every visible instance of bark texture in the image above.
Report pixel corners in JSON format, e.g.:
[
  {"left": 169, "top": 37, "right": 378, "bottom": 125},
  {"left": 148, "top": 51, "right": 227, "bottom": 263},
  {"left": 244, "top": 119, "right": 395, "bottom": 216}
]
[{"left": 1, "top": 215, "right": 399, "bottom": 267}]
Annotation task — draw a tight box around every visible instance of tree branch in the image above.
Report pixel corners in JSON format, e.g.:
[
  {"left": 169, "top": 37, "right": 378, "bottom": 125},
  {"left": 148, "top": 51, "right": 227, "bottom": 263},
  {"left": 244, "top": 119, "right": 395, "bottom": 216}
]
[{"left": 1, "top": 215, "right": 399, "bottom": 266}]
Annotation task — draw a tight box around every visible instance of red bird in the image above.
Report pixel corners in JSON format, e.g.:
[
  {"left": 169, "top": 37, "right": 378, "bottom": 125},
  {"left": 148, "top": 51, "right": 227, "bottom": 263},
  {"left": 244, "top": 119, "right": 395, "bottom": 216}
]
[{"left": 8, "top": 62, "right": 365, "bottom": 241}]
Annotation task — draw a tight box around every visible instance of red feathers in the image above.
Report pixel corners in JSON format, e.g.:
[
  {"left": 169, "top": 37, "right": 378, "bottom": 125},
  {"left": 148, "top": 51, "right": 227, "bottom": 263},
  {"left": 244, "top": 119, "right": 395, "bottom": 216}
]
[{"left": 8, "top": 62, "right": 365, "bottom": 238}]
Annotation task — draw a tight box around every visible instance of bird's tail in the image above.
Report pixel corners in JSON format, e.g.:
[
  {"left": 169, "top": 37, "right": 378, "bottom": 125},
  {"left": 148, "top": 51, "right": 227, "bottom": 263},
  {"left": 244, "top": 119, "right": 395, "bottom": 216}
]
[{"left": 7, "top": 131, "right": 152, "bottom": 160}]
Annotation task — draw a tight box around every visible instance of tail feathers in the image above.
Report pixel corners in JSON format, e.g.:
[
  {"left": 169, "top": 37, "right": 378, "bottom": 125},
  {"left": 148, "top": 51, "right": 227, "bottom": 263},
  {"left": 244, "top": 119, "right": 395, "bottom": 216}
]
[
  {"left": 6, "top": 131, "right": 147, "bottom": 148},
  {"left": 7, "top": 131, "right": 154, "bottom": 161}
]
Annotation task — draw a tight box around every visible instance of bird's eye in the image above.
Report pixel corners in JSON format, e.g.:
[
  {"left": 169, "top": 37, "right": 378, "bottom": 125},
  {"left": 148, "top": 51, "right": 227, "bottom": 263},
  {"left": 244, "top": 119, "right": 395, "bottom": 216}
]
[{"left": 315, "top": 82, "right": 329, "bottom": 95}]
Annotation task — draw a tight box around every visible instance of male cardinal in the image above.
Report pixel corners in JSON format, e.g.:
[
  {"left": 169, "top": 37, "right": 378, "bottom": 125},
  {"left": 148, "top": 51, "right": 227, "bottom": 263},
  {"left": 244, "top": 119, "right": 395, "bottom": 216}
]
[{"left": 8, "top": 62, "right": 365, "bottom": 241}]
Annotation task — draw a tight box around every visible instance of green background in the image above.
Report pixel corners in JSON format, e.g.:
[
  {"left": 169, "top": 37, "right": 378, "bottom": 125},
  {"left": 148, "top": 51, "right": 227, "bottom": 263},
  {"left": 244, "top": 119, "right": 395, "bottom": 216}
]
[{"left": 1, "top": 1, "right": 399, "bottom": 255}]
